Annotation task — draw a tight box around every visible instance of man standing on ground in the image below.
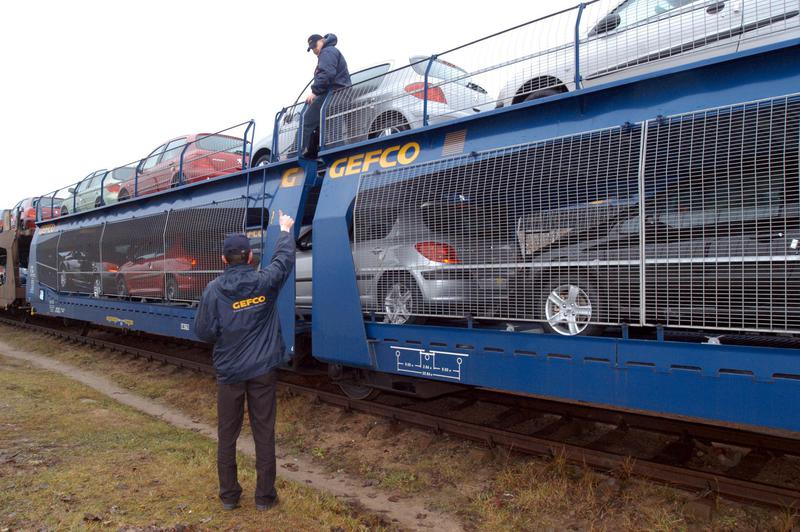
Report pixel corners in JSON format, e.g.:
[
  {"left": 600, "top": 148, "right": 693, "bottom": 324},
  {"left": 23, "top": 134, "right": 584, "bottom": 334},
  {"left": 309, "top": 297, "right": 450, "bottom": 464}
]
[
  {"left": 301, "top": 33, "right": 351, "bottom": 158},
  {"left": 195, "top": 210, "right": 296, "bottom": 511}
]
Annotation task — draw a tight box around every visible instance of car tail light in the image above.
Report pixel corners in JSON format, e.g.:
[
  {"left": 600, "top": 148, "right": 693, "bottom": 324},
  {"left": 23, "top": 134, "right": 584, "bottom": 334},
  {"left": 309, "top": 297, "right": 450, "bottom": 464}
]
[
  {"left": 106, "top": 183, "right": 121, "bottom": 194},
  {"left": 404, "top": 82, "right": 447, "bottom": 104},
  {"left": 24, "top": 207, "right": 36, "bottom": 220},
  {"left": 190, "top": 258, "right": 197, "bottom": 267},
  {"left": 415, "top": 241, "right": 459, "bottom": 264}
]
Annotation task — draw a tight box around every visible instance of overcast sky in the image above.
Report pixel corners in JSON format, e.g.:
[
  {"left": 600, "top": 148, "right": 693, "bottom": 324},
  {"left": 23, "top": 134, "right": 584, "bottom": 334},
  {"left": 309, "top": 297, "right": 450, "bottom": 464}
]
[{"left": 0, "top": 0, "right": 578, "bottom": 205}]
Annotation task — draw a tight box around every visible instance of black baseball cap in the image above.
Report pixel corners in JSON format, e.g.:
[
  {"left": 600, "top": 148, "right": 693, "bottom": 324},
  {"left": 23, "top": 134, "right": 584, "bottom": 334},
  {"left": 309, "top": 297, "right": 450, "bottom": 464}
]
[
  {"left": 307, "top": 34, "right": 323, "bottom": 52},
  {"left": 223, "top": 233, "right": 251, "bottom": 255}
]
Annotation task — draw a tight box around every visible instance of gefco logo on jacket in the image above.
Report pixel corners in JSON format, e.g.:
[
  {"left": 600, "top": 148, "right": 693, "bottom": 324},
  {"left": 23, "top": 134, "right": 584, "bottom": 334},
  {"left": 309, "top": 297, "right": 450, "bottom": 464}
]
[
  {"left": 329, "top": 142, "right": 420, "bottom": 178},
  {"left": 232, "top": 295, "right": 266, "bottom": 311}
]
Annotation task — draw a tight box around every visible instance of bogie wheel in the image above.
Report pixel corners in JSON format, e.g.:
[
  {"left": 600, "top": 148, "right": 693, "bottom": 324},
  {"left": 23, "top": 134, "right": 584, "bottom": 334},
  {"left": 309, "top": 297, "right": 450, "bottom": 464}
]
[
  {"left": 338, "top": 382, "right": 380, "bottom": 401},
  {"left": 381, "top": 275, "right": 424, "bottom": 325},
  {"left": 523, "top": 87, "right": 563, "bottom": 103},
  {"left": 165, "top": 276, "right": 180, "bottom": 302},
  {"left": 542, "top": 283, "right": 602, "bottom": 337}
]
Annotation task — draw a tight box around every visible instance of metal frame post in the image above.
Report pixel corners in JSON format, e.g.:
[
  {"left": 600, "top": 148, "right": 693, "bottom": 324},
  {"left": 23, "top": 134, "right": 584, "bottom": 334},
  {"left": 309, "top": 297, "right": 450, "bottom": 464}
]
[
  {"left": 98, "top": 171, "right": 109, "bottom": 207},
  {"left": 162, "top": 210, "right": 171, "bottom": 300},
  {"left": 574, "top": 3, "right": 586, "bottom": 90},
  {"left": 637, "top": 120, "right": 649, "bottom": 327},
  {"left": 134, "top": 165, "right": 140, "bottom": 198},
  {"left": 422, "top": 55, "right": 437, "bottom": 127},
  {"left": 272, "top": 109, "right": 286, "bottom": 164},
  {"left": 243, "top": 119, "right": 255, "bottom": 170},
  {"left": 178, "top": 143, "right": 191, "bottom": 186},
  {"left": 296, "top": 104, "right": 307, "bottom": 156},
  {"left": 71, "top": 182, "right": 77, "bottom": 214}
]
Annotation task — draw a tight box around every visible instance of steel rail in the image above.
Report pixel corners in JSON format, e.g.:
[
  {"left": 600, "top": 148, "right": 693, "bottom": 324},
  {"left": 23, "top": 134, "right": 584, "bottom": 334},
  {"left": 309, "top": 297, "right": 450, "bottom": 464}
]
[{"left": 0, "top": 314, "right": 797, "bottom": 508}]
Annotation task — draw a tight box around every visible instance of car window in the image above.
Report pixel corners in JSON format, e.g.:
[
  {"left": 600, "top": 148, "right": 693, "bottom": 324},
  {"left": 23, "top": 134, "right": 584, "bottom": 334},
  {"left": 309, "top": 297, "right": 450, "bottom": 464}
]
[
  {"left": 615, "top": 0, "right": 695, "bottom": 29},
  {"left": 349, "top": 63, "right": 392, "bottom": 86},
  {"left": 141, "top": 144, "right": 167, "bottom": 171},
  {"left": 411, "top": 58, "right": 468, "bottom": 81},
  {"left": 194, "top": 135, "right": 244, "bottom": 153},
  {"left": 163, "top": 138, "right": 187, "bottom": 162}
]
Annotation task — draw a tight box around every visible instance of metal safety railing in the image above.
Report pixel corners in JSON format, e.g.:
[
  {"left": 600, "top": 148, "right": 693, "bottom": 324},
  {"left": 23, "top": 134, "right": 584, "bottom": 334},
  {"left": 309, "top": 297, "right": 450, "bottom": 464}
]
[
  {"left": 36, "top": 121, "right": 254, "bottom": 222},
  {"left": 36, "top": 198, "right": 250, "bottom": 303},
  {"left": 292, "top": 0, "right": 799, "bottom": 151},
  {"left": 351, "top": 92, "right": 800, "bottom": 335}
]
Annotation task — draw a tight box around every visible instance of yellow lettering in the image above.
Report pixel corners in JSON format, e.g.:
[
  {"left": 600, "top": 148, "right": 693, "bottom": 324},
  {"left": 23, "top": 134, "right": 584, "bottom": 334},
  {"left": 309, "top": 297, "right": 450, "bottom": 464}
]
[
  {"left": 232, "top": 301, "right": 241, "bottom": 310},
  {"left": 345, "top": 154, "right": 364, "bottom": 176},
  {"left": 361, "top": 149, "right": 382, "bottom": 173},
  {"left": 397, "top": 142, "right": 420, "bottom": 165},
  {"left": 330, "top": 158, "right": 347, "bottom": 178},
  {"left": 281, "top": 167, "right": 302, "bottom": 188},
  {"left": 379, "top": 146, "right": 400, "bottom": 169}
]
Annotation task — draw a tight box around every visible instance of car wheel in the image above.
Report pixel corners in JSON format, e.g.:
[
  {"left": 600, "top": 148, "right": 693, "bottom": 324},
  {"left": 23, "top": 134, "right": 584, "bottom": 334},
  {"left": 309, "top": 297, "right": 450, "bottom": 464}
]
[
  {"left": 382, "top": 276, "right": 423, "bottom": 325},
  {"left": 542, "top": 283, "right": 602, "bottom": 337},
  {"left": 165, "top": 276, "right": 179, "bottom": 301},
  {"left": 93, "top": 277, "right": 103, "bottom": 298},
  {"left": 94, "top": 197, "right": 102, "bottom": 208},
  {"left": 368, "top": 116, "right": 410, "bottom": 139},
  {"left": 60, "top": 206, "right": 68, "bottom": 216},
  {"left": 116, "top": 276, "right": 128, "bottom": 297},
  {"left": 523, "top": 87, "right": 563, "bottom": 103},
  {"left": 118, "top": 189, "right": 130, "bottom": 201},
  {"left": 337, "top": 382, "right": 380, "bottom": 400},
  {"left": 170, "top": 174, "right": 182, "bottom": 188},
  {"left": 59, "top": 267, "right": 68, "bottom": 291}
]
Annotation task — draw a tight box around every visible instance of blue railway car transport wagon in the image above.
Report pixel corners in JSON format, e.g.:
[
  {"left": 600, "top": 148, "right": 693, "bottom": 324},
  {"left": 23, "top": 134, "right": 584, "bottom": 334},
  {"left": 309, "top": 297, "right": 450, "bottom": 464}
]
[{"left": 27, "top": 1, "right": 800, "bottom": 435}]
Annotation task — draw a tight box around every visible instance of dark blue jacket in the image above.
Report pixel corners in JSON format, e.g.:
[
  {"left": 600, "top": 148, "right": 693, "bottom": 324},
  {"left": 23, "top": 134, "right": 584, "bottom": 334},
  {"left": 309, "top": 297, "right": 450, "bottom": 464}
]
[
  {"left": 311, "top": 34, "right": 351, "bottom": 96},
  {"left": 194, "top": 232, "right": 296, "bottom": 384}
]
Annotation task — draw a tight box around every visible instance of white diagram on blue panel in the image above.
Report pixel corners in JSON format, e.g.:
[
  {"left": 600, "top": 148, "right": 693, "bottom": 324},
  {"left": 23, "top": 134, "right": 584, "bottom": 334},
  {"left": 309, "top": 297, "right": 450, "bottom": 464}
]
[{"left": 392, "top": 346, "right": 468, "bottom": 381}]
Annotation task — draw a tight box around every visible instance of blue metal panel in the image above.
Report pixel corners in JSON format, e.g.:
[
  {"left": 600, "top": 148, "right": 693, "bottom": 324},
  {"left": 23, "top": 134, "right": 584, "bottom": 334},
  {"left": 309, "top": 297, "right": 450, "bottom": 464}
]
[{"left": 365, "top": 322, "right": 800, "bottom": 432}]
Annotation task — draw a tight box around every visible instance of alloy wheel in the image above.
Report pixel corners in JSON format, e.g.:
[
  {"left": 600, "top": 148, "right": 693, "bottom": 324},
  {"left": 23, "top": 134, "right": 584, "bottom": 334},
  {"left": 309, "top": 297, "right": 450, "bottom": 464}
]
[
  {"left": 384, "top": 282, "right": 414, "bottom": 325},
  {"left": 544, "top": 284, "right": 593, "bottom": 336}
]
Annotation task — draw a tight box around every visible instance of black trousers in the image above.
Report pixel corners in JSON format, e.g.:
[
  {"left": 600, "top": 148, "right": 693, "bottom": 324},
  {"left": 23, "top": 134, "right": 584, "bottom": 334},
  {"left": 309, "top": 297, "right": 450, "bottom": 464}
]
[
  {"left": 217, "top": 370, "right": 278, "bottom": 505},
  {"left": 301, "top": 95, "right": 324, "bottom": 156}
]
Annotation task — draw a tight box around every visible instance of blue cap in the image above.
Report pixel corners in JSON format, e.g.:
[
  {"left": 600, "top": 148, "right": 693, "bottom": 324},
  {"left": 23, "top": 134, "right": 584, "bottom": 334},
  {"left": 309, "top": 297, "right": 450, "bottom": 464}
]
[{"left": 223, "top": 233, "right": 251, "bottom": 255}]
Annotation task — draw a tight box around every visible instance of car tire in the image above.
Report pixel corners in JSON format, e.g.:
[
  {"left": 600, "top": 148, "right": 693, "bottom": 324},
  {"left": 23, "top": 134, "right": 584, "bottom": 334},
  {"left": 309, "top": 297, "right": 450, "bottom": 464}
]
[
  {"left": 523, "top": 87, "right": 563, "bottom": 103},
  {"left": 93, "top": 276, "right": 103, "bottom": 298},
  {"left": 165, "top": 276, "right": 180, "bottom": 302},
  {"left": 368, "top": 115, "right": 410, "bottom": 139},
  {"left": 94, "top": 197, "right": 102, "bottom": 208},
  {"left": 118, "top": 189, "right": 130, "bottom": 202},
  {"left": 60, "top": 206, "right": 68, "bottom": 216},
  {"left": 253, "top": 152, "right": 272, "bottom": 167},
  {"left": 58, "top": 266, "right": 68, "bottom": 291},
  {"left": 380, "top": 274, "right": 424, "bottom": 325},
  {"left": 116, "top": 276, "right": 128, "bottom": 297},
  {"left": 541, "top": 282, "right": 603, "bottom": 337}
]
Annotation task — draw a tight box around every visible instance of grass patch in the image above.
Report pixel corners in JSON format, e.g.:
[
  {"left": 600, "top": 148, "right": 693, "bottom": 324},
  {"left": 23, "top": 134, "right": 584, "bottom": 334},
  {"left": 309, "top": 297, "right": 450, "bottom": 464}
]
[{"left": 0, "top": 354, "right": 389, "bottom": 531}]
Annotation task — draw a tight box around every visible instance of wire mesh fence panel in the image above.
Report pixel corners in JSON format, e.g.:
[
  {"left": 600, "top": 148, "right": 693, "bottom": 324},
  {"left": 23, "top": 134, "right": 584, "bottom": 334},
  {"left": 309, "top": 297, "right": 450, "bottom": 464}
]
[
  {"left": 180, "top": 132, "right": 250, "bottom": 184},
  {"left": 323, "top": 61, "right": 429, "bottom": 147},
  {"left": 100, "top": 213, "right": 169, "bottom": 300},
  {"left": 162, "top": 198, "right": 247, "bottom": 302},
  {"left": 35, "top": 230, "right": 60, "bottom": 290},
  {"left": 739, "top": 0, "right": 800, "bottom": 49},
  {"left": 353, "top": 124, "right": 643, "bottom": 329},
  {"left": 275, "top": 102, "right": 307, "bottom": 160},
  {"left": 436, "top": 5, "right": 579, "bottom": 114},
  {"left": 642, "top": 94, "right": 800, "bottom": 333},
  {"left": 55, "top": 223, "right": 106, "bottom": 296}
]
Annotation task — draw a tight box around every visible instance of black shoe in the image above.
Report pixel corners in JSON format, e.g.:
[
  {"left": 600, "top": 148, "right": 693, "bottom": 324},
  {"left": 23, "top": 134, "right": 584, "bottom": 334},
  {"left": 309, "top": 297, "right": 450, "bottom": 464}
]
[
  {"left": 222, "top": 501, "right": 240, "bottom": 511},
  {"left": 256, "top": 496, "right": 279, "bottom": 511}
]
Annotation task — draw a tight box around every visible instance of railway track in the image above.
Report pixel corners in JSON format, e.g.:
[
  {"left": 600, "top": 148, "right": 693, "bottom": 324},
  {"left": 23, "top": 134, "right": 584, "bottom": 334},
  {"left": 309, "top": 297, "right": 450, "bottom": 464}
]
[{"left": 1, "top": 314, "right": 798, "bottom": 509}]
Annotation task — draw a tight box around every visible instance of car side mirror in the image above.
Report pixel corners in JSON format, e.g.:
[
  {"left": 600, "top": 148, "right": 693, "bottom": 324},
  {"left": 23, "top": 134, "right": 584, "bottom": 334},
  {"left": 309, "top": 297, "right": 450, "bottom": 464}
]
[{"left": 589, "top": 12, "right": 621, "bottom": 37}]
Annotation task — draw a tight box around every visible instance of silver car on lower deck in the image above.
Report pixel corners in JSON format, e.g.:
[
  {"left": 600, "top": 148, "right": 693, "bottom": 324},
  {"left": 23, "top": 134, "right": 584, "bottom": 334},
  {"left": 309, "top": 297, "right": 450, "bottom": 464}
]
[{"left": 294, "top": 210, "right": 517, "bottom": 324}]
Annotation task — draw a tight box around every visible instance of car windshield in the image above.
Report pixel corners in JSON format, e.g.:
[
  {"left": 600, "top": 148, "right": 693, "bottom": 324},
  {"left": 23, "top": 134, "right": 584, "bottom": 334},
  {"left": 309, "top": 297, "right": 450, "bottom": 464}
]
[{"left": 195, "top": 135, "right": 248, "bottom": 154}]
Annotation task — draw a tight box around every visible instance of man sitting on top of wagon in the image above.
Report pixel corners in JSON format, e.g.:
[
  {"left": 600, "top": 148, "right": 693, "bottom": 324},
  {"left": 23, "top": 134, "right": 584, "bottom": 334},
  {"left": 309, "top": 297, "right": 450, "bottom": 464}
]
[{"left": 301, "top": 33, "right": 351, "bottom": 159}]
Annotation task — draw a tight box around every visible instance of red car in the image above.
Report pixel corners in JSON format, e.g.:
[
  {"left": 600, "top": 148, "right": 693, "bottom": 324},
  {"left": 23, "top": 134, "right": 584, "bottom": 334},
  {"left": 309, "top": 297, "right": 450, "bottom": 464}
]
[
  {"left": 115, "top": 242, "right": 211, "bottom": 301},
  {"left": 11, "top": 197, "right": 60, "bottom": 231},
  {"left": 117, "top": 133, "right": 249, "bottom": 200}
]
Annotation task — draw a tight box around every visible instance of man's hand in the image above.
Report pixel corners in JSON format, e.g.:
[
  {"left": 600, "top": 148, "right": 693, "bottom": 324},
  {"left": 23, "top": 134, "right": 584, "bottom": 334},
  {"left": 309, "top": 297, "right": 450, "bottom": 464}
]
[
  {"left": 305, "top": 93, "right": 316, "bottom": 105},
  {"left": 278, "top": 210, "right": 295, "bottom": 233}
]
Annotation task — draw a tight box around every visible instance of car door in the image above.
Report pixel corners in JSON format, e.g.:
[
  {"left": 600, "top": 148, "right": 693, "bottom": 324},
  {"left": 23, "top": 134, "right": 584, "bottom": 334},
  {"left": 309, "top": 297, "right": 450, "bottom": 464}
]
[
  {"left": 137, "top": 143, "right": 167, "bottom": 195},
  {"left": 581, "top": 0, "right": 742, "bottom": 86},
  {"left": 74, "top": 173, "right": 97, "bottom": 212},
  {"left": 161, "top": 137, "right": 188, "bottom": 186}
]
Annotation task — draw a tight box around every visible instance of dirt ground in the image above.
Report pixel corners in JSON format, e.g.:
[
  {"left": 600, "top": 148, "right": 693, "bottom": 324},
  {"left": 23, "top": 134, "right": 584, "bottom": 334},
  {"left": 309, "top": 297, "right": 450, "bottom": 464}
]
[{"left": 1, "top": 324, "right": 798, "bottom": 531}]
